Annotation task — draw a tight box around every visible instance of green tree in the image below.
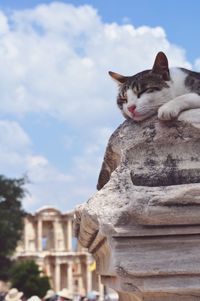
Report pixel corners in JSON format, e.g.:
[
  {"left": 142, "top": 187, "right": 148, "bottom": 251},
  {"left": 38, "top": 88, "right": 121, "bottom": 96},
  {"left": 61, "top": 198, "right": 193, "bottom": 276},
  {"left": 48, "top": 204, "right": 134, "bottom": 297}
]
[
  {"left": 0, "top": 175, "right": 26, "bottom": 280},
  {"left": 11, "top": 260, "right": 50, "bottom": 298}
]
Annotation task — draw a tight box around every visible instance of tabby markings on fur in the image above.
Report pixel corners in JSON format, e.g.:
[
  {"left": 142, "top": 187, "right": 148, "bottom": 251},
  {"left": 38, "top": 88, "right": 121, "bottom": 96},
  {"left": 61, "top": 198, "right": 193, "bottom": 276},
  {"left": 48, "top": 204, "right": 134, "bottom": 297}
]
[
  {"left": 109, "top": 52, "right": 200, "bottom": 121},
  {"left": 97, "top": 52, "right": 200, "bottom": 191}
]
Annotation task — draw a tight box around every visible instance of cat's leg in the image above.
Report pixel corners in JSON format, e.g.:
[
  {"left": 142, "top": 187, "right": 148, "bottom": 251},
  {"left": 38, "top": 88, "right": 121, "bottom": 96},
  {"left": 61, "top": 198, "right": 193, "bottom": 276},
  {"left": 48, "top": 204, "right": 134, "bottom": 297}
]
[{"left": 158, "top": 93, "right": 200, "bottom": 120}]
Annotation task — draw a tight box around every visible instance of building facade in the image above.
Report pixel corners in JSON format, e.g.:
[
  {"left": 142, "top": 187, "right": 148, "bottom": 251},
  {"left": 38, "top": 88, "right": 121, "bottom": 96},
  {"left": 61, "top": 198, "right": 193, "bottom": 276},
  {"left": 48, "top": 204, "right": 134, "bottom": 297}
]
[{"left": 15, "top": 206, "right": 102, "bottom": 297}]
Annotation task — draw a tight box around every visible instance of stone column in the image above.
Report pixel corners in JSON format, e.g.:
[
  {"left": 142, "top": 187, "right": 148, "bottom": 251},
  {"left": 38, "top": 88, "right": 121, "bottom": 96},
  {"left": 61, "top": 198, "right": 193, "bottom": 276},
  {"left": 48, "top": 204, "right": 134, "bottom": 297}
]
[
  {"left": 55, "top": 261, "right": 61, "bottom": 292},
  {"left": 77, "top": 277, "right": 81, "bottom": 294},
  {"left": 53, "top": 219, "right": 59, "bottom": 250},
  {"left": 24, "top": 217, "right": 29, "bottom": 251},
  {"left": 46, "top": 262, "right": 51, "bottom": 277},
  {"left": 98, "top": 277, "right": 104, "bottom": 301},
  {"left": 67, "top": 219, "right": 72, "bottom": 251},
  {"left": 86, "top": 259, "right": 92, "bottom": 293},
  {"left": 67, "top": 261, "right": 73, "bottom": 294},
  {"left": 37, "top": 218, "right": 42, "bottom": 251}
]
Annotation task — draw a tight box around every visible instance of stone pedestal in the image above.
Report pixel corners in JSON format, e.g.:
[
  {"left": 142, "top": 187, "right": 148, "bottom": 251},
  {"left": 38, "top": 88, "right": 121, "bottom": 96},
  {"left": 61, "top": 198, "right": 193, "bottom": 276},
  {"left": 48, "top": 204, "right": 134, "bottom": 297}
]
[{"left": 74, "top": 112, "right": 200, "bottom": 301}]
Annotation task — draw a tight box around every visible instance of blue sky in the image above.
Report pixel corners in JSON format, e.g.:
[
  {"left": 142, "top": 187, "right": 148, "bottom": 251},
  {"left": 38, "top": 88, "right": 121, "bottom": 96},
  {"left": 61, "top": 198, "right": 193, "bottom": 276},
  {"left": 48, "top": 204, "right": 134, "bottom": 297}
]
[
  {"left": 0, "top": 0, "right": 199, "bottom": 213},
  {"left": 1, "top": 0, "right": 200, "bottom": 62}
]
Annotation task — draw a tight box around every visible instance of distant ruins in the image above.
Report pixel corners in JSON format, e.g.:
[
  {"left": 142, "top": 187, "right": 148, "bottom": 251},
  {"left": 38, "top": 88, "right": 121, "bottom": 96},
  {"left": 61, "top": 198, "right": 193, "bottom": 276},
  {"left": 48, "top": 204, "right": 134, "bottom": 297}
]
[{"left": 15, "top": 206, "right": 103, "bottom": 297}]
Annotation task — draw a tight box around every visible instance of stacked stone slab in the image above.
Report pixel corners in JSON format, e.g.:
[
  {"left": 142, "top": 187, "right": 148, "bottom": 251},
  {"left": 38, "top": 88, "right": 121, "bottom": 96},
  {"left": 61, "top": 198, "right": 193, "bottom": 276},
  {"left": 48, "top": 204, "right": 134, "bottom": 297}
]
[{"left": 74, "top": 109, "right": 200, "bottom": 301}]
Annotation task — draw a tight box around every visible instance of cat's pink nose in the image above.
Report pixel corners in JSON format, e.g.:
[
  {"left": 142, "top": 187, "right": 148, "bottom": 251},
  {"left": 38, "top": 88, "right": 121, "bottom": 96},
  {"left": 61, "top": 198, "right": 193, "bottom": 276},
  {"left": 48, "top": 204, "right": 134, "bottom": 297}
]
[{"left": 128, "top": 105, "right": 136, "bottom": 114}]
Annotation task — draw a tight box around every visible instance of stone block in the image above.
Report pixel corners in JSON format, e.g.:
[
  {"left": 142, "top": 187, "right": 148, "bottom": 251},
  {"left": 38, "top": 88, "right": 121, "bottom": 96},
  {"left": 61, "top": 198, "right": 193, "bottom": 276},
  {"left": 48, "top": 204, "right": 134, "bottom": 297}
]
[{"left": 75, "top": 110, "right": 200, "bottom": 301}]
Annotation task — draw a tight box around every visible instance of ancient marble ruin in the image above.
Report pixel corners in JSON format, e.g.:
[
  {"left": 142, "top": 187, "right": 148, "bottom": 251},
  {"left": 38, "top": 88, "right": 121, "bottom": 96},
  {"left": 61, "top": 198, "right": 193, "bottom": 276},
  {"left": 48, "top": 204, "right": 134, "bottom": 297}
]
[
  {"left": 15, "top": 206, "right": 103, "bottom": 297},
  {"left": 75, "top": 109, "right": 200, "bottom": 301}
]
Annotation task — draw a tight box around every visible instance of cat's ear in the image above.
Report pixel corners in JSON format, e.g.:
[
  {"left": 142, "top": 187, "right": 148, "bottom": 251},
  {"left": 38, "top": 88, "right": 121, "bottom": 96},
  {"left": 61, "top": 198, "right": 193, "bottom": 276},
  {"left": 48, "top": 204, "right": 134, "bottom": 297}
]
[
  {"left": 108, "top": 71, "right": 128, "bottom": 85},
  {"left": 152, "top": 52, "right": 170, "bottom": 81}
]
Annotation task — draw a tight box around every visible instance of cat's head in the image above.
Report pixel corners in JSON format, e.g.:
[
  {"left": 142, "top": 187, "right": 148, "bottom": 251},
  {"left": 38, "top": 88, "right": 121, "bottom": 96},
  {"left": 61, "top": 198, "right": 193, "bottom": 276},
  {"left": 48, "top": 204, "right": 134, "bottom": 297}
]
[{"left": 109, "top": 52, "right": 172, "bottom": 121}]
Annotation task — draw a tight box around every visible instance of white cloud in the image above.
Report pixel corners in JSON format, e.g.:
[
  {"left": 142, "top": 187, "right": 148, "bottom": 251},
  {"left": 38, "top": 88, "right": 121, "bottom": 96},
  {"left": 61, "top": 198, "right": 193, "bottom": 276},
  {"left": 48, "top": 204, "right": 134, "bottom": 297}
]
[
  {"left": 0, "top": 120, "right": 31, "bottom": 151},
  {"left": 194, "top": 58, "right": 200, "bottom": 71},
  {"left": 0, "top": 119, "right": 104, "bottom": 212},
  {"left": 0, "top": 11, "right": 9, "bottom": 34},
  {"left": 0, "top": 120, "right": 76, "bottom": 211},
  {"left": 0, "top": 3, "right": 195, "bottom": 212},
  {"left": 0, "top": 2, "right": 191, "bottom": 125}
]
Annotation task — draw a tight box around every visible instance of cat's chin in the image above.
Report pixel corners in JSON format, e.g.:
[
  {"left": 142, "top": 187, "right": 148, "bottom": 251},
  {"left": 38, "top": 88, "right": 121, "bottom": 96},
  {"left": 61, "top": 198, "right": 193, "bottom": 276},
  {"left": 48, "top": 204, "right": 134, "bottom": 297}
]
[
  {"left": 126, "top": 110, "right": 154, "bottom": 122},
  {"left": 126, "top": 111, "right": 156, "bottom": 122},
  {"left": 132, "top": 114, "right": 152, "bottom": 122}
]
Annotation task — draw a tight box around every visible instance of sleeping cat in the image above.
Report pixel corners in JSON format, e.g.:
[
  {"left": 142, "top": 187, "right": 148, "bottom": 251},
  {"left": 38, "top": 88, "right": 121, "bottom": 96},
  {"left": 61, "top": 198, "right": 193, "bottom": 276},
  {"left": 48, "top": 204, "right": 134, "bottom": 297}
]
[
  {"left": 96, "top": 52, "right": 200, "bottom": 190},
  {"left": 109, "top": 51, "right": 200, "bottom": 121}
]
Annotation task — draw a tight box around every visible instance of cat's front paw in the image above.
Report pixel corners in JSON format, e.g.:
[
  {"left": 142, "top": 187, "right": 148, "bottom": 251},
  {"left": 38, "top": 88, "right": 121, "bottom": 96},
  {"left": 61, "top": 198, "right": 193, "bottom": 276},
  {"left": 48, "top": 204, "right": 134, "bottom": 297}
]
[{"left": 158, "top": 103, "right": 180, "bottom": 120}]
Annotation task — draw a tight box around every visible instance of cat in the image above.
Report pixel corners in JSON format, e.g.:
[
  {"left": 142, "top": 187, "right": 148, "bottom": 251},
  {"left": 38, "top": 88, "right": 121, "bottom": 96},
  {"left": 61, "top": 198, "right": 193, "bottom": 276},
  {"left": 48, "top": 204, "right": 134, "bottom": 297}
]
[
  {"left": 96, "top": 52, "right": 200, "bottom": 190},
  {"left": 109, "top": 51, "right": 200, "bottom": 121}
]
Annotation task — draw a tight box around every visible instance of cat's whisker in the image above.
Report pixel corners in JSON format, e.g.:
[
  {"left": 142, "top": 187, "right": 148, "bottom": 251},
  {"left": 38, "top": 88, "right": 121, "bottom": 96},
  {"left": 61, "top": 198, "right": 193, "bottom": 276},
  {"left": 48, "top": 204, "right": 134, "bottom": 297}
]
[{"left": 111, "top": 51, "right": 200, "bottom": 122}]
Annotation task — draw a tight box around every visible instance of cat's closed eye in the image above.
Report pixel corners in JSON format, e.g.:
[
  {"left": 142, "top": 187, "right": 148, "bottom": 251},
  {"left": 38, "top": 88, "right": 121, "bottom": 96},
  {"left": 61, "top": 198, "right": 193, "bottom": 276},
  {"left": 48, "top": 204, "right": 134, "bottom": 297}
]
[
  {"left": 118, "top": 97, "right": 127, "bottom": 103},
  {"left": 119, "top": 92, "right": 127, "bottom": 102},
  {"left": 146, "top": 87, "right": 161, "bottom": 93},
  {"left": 138, "top": 87, "right": 160, "bottom": 98}
]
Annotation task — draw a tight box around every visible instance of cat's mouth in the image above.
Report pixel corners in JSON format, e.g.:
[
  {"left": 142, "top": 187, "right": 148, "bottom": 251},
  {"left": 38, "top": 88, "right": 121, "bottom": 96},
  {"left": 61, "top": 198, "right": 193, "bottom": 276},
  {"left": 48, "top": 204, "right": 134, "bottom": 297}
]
[
  {"left": 132, "top": 115, "right": 148, "bottom": 122},
  {"left": 130, "top": 111, "right": 153, "bottom": 122}
]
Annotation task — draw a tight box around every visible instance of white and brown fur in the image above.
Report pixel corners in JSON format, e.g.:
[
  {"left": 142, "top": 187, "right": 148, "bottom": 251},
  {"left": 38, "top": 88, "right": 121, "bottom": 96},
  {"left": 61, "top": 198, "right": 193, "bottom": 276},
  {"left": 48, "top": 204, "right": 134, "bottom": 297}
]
[
  {"left": 97, "top": 52, "right": 200, "bottom": 190},
  {"left": 109, "top": 52, "right": 200, "bottom": 122}
]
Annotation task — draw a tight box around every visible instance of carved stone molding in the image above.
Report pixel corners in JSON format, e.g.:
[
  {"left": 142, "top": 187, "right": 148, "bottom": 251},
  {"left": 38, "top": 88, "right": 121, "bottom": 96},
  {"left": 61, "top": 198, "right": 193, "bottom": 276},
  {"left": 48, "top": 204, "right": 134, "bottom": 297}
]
[{"left": 75, "top": 111, "right": 200, "bottom": 301}]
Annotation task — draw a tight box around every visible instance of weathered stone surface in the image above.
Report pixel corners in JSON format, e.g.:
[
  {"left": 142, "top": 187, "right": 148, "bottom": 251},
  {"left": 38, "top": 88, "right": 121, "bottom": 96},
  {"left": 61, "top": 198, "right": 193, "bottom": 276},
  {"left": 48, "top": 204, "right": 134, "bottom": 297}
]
[{"left": 74, "top": 109, "right": 200, "bottom": 301}]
